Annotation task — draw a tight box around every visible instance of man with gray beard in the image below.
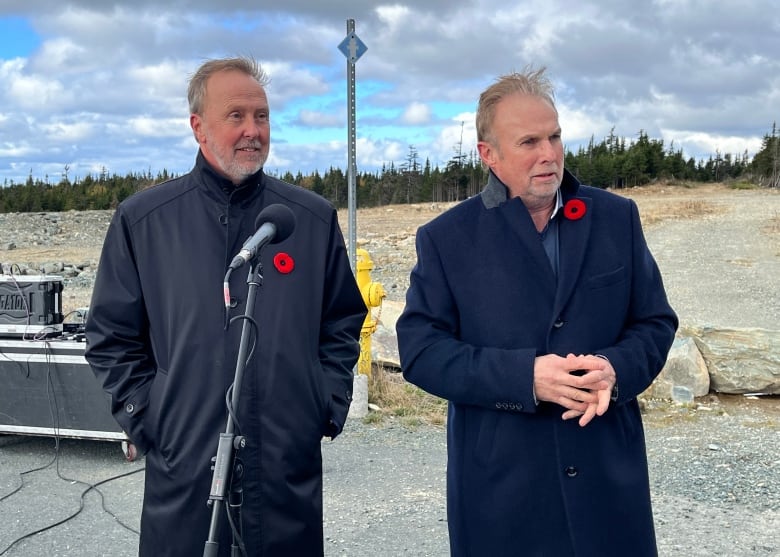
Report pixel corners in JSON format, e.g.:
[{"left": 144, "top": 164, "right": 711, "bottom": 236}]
[{"left": 85, "top": 56, "right": 366, "bottom": 556}]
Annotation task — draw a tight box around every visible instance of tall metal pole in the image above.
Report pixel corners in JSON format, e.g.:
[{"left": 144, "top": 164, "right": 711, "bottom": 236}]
[{"left": 346, "top": 18, "right": 357, "bottom": 272}]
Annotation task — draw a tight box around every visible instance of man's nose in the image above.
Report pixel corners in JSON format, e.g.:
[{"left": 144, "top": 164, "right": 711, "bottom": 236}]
[
  {"left": 243, "top": 118, "right": 267, "bottom": 138},
  {"left": 539, "top": 139, "right": 557, "bottom": 161}
]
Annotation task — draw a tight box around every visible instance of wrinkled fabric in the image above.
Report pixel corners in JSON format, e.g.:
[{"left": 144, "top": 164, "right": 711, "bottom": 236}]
[{"left": 85, "top": 152, "right": 366, "bottom": 556}]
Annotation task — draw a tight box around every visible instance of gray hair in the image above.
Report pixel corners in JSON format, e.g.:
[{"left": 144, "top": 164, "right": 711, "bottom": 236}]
[
  {"left": 476, "top": 66, "right": 556, "bottom": 144},
  {"left": 188, "top": 56, "right": 270, "bottom": 115}
]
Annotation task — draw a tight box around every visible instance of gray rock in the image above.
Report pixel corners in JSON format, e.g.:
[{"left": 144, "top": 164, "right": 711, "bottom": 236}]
[
  {"left": 348, "top": 374, "right": 369, "bottom": 419},
  {"left": 646, "top": 336, "right": 710, "bottom": 399},
  {"left": 688, "top": 326, "right": 780, "bottom": 394},
  {"left": 371, "top": 300, "right": 404, "bottom": 369},
  {"left": 42, "top": 261, "right": 64, "bottom": 274}
]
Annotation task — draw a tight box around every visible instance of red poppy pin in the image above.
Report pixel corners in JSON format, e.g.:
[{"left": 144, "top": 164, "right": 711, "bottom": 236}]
[
  {"left": 273, "top": 252, "right": 294, "bottom": 274},
  {"left": 563, "top": 199, "right": 586, "bottom": 220}
]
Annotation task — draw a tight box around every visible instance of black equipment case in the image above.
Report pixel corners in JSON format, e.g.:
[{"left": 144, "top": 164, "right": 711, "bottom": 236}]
[{"left": 0, "top": 338, "right": 126, "bottom": 442}]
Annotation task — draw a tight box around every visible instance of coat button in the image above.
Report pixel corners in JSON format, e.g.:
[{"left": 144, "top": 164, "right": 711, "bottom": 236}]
[
  {"left": 125, "top": 403, "right": 135, "bottom": 414},
  {"left": 565, "top": 466, "right": 578, "bottom": 477},
  {"left": 229, "top": 297, "right": 239, "bottom": 308},
  {"left": 553, "top": 318, "right": 565, "bottom": 328},
  {"left": 219, "top": 214, "right": 228, "bottom": 225}
]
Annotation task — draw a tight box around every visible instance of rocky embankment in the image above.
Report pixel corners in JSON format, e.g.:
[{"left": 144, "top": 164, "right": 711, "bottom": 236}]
[
  {"left": 1, "top": 210, "right": 110, "bottom": 315},
  {"left": 1, "top": 185, "right": 779, "bottom": 395}
]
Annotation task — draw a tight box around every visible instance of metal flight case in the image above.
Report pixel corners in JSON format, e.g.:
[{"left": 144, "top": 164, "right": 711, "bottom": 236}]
[
  {"left": 0, "top": 338, "right": 126, "bottom": 436},
  {"left": 0, "top": 274, "right": 134, "bottom": 459},
  {"left": 0, "top": 335, "right": 134, "bottom": 459}
]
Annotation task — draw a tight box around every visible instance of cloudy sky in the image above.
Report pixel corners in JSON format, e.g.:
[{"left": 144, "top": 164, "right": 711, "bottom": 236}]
[{"left": 1, "top": 0, "right": 778, "bottom": 185}]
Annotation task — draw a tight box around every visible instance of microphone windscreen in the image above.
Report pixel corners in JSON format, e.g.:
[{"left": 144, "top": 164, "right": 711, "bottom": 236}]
[{"left": 254, "top": 204, "right": 296, "bottom": 244}]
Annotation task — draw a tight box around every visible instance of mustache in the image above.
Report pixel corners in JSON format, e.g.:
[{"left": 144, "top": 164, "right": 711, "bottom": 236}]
[{"left": 236, "top": 141, "right": 264, "bottom": 150}]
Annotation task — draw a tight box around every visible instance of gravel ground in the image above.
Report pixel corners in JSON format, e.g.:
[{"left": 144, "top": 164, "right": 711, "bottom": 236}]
[
  {"left": 1, "top": 184, "right": 779, "bottom": 555},
  {"left": 632, "top": 186, "right": 780, "bottom": 331},
  {"left": 2, "top": 184, "right": 778, "bottom": 330}
]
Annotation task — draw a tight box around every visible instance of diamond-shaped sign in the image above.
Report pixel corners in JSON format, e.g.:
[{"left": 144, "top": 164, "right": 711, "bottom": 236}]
[{"left": 338, "top": 32, "right": 367, "bottom": 63}]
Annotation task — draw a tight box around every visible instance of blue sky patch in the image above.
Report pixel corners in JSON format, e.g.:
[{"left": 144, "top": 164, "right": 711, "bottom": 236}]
[{"left": 0, "top": 16, "right": 39, "bottom": 59}]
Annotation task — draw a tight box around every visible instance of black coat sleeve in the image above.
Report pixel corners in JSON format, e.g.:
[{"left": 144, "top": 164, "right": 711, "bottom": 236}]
[
  {"left": 84, "top": 208, "right": 156, "bottom": 454},
  {"left": 318, "top": 212, "right": 367, "bottom": 438}
]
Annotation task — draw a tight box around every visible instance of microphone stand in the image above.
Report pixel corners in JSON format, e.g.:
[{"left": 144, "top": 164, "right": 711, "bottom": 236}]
[{"left": 204, "top": 260, "right": 263, "bottom": 557}]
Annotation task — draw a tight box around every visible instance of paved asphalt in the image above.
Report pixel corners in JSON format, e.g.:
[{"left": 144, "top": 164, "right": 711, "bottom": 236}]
[
  {"left": 2, "top": 404, "right": 779, "bottom": 556},
  {"left": 0, "top": 421, "right": 450, "bottom": 557}
]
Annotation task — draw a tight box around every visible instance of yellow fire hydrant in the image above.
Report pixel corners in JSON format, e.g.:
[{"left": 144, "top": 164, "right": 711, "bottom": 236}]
[{"left": 355, "top": 248, "right": 385, "bottom": 377}]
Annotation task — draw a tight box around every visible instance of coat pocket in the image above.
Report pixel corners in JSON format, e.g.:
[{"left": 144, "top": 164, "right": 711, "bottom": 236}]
[
  {"left": 145, "top": 368, "right": 168, "bottom": 454},
  {"left": 586, "top": 266, "right": 626, "bottom": 290}
]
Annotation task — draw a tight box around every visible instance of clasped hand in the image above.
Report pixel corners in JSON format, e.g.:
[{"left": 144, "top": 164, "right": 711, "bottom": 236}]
[{"left": 533, "top": 353, "right": 616, "bottom": 427}]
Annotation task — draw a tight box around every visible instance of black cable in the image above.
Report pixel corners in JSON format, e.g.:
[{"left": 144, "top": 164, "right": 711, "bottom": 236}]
[
  {"left": 227, "top": 313, "right": 258, "bottom": 370},
  {"left": 0, "top": 446, "right": 58, "bottom": 503},
  {"left": 44, "top": 339, "right": 144, "bottom": 536},
  {"left": 0, "top": 340, "right": 145, "bottom": 555},
  {"left": 223, "top": 313, "right": 259, "bottom": 436},
  {"left": 0, "top": 461, "right": 145, "bottom": 555},
  {"left": 2, "top": 277, "right": 258, "bottom": 554},
  {"left": 225, "top": 498, "right": 248, "bottom": 556}
]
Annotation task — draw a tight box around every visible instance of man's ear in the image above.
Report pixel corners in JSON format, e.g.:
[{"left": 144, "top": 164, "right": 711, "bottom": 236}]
[
  {"left": 477, "top": 141, "right": 495, "bottom": 167},
  {"left": 190, "top": 114, "right": 204, "bottom": 144}
]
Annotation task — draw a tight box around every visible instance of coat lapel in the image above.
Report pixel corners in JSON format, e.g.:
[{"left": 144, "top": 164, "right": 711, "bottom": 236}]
[
  {"left": 553, "top": 195, "right": 592, "bottom": 318},
  {"left": 499, "top": 196, "right": 558, "bottom": 300},
  {"left": 480, "top": 170, "right": 589, "bottom": 309}
]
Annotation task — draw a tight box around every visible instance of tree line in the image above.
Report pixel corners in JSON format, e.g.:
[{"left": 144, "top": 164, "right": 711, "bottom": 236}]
[{"left": 1, "top": 125, "right": 778, "bottom": 214}]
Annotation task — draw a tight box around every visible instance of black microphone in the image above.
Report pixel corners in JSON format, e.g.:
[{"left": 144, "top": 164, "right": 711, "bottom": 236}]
[{"left": 228, "top": 204, "right": 296, "bottom": 270}]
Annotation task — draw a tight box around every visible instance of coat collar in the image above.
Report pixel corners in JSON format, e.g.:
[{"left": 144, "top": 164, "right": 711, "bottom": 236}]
[
  {"left": 480, "top": 168, "right": 593, "bottom": 321},
  {"left": 480, "top": 168, "right": 582, "bottom": 209},
  {"left": 194, "top": 150, "right": 265, "bottom": 205}
]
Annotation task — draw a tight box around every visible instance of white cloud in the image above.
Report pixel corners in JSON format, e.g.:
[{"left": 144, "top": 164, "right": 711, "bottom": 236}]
[
  {"left": 557, "top": 103, "right": 613, "bottom": 146},
  {"left": 430, "top": 112, "right": 477, "bottom": 165},
  {"left": 31, "top": 37, "right": 88, "bottom": 73},
  {"left": 127, "top": 61, "right": 193, "bottom": 112},
  {"left": 375, "top": 5, "right": 412, "bottom": 28},
  {"left": 40, "top": 121, "right": 95, "bottom": 142},
  {"left": 297, "top": 109, "right": 342, "bottom": 127},
  {"left": 660, "top": 130, "right": 764, "bottom": 161},
  {"left": 4, "top": 66, "right": 71, "bottom": 111},
  {"left": 128, "top": 117, "right": 190, "bottom": 138},
  {"left": 0, "top": 143, "right": 34, "bottom": 158},
  {"left": 1, "top": 0, "right": 778, "bottom": 184},
  {"left": 401, "top": 102, "right": 431, "bottom": 125}
]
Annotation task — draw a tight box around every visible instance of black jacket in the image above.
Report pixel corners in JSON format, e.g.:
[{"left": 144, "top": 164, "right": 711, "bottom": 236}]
[{"left": 85, "top": 152, "right": 366, "bottom": 556}]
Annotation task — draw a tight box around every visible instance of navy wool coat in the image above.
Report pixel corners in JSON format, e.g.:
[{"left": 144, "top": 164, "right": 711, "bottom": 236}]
[
  {"left": 396, "top": 170, "right": 678, "bottom": 557},
  {"left": 85, "top": 153, "right": 366, "bottom": 556}
]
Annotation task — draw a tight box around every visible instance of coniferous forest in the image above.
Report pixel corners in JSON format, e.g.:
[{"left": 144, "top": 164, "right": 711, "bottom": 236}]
[{"left": 1, "top": 125, "right": 778, "bottom": 214}]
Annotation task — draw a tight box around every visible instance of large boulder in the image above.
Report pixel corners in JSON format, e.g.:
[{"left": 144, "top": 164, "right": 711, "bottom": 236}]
[
  {"left": 366, "top": 304, "right": 780, "bottom": 397},
  {"left": 685, "top": 326, "right": 780, "bottom": 394}
]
